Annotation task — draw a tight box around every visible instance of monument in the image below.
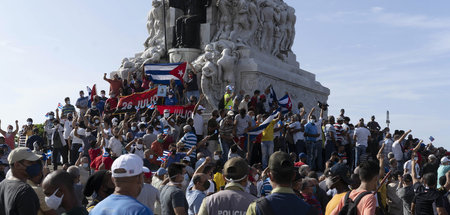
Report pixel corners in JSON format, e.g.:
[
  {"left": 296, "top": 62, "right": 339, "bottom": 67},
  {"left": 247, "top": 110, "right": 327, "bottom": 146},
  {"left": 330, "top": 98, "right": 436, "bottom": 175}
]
[{"left": 114, "top": 0, "right": 330, "bottom": 111}]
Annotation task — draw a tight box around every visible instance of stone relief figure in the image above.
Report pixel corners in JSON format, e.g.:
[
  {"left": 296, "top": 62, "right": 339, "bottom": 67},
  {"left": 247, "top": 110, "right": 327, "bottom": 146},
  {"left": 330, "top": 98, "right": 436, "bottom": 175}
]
[
  {"left": 229, "top": 0, "right": 250, "bottom": 42},
  {"left": 169, "top": 0, "right": 211, "bottom": 48},
  {"left": 217, "top": 48, "right": 238, "bottom": 86},
  {"left": 118, "top": 58, "right": 137, "bottom": 79},
  {"left": 201, "top": 52, "right": 220, "bottom": 108},
  {"left": 141, "top": 44, "right": 165, "bottom": 65},
  {"left": 285, "top": 6, "right": 296, "bottom": 52},
  {"left": 259, "top": 0, "right": 275, "bottom": 52},
  {"left": 214, "top": 0, "right": 233, "bottom": 41},
  {"left": 246, "top": 0, "right": 261, "bottom": 47},
  {"left": 144, "top": 0, "right": 167, "bottom": 49}
]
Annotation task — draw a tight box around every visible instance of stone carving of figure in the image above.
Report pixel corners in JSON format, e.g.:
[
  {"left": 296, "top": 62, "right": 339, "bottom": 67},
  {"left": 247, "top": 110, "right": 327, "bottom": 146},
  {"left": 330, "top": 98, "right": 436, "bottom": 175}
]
[
  {"left": 118, "top": 58, "right": 137, "bottom": 79},
  {"left": 141, "top": 44, "right": 165, "bottom": 65},
  {"left": 144, "top": 0, "right": 167, "bottom": 49},
  {"left": 272, "top": 4, "right": 287, "bottom": 58},
  {"left": 217, "top": 48, "right": 237, "bottom": 86},
  {"left": 246, "top": 0, "right": 261, "bottom": 47},
  {"left": 259, "top": 0, "right": 275, "bottom": 52},
  {"left": 214, "top": 0, "right": 233, "bottom": 41},
  {"left": 285, "top": 5, "right": 296, "bottom": 52},
  {"left": 201, "top": 52, "right": 220, "bottom": 108},
  {"left": 169, "top": 0, "right": 210, "bottom": 48},
  {"left": 229, "top": 0, "right": 250, "bottom": 43}
]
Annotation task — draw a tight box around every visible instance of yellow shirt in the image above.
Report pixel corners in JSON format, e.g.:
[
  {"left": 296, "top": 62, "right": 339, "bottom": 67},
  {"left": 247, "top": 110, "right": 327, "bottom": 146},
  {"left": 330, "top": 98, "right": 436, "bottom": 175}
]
[
  {"left": 224, "top": 93, "right": 233, "bottom": 110},
  {"left": 213, "top": 172, "right": 226, "bottom": 191},
  {"left": 261, "top": 121, "right": 277, "bottom": 141},
  {"left": 325, "top": 192, "right": 348, "bottom": 215}
]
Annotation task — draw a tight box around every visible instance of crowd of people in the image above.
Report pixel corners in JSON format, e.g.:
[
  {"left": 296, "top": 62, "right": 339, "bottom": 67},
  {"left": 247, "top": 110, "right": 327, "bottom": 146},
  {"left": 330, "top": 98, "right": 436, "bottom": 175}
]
[{"left": 0, "top": 70, "right": 449, "bottom": 215}]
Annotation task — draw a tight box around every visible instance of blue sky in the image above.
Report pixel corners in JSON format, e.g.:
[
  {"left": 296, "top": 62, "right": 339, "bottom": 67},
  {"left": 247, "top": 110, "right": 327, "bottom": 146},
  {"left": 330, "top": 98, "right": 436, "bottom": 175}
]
[{"left": 0, "top": 0, "right": 449, "bottom": 149}]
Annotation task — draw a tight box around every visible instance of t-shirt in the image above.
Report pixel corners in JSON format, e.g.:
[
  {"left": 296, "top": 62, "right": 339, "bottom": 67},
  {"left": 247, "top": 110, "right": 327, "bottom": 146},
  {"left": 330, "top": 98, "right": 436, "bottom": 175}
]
[
  {"left": 62, "top": 104, "right": 76, "bottom": 117},
  {"left": 143, "top": 133, "right": 157, "bottom": 149},
  {"left": 403, "top": 160, "right": 420, "bottom": 178},
  {"left": 63, "top": 119, "right": 73, "bottom": 140},
  {"left": 70, "top": 128, "right": 85, "bottom": 145},
  {"left": 412, "top": 183, "right": 444, "bottom": 215},
  {"left": 333, "top": 123, "right": 345, "bottom": 143},
  {"left": 325, "top": 124, "right": 336, "bottom": 142},
  {"left": 160, "top": 185, "right": 188, "bottom": 215},
  {"left": 28, "top": 180, "right": 52, "bottom": 215},
  {"left": 438, "top": 165, "right": 450, "bottom": 189},
  {"left": 61, "top": 206, "right": 88, "bottom": 215},
  {"left": 224, "top": 93, "right": 234, "bottom": 110},
  {"left": 0, "top": 179, "right": 40, "bottom": 215},
  {"left": 234, "top": 115, "right": 251, "bottom": 136},
  {"left": 396, "top": 185, "right": 414, "bottom": 215},
  {"left": 108, "top": 137, "right": 123, "bottom": 157},
  {"left": 106, "top": 79, "right": 123, "bottom": 96},
  {"left": 186, "top": 181, "right": 206, "bottom": 215},
  {"left": 325, "top": 192, "right": 347, "bottom": 215},
  {"left": 392, "top": 140, "right": 403, "bottom": 161},
  {"left": 207, "top": 118, "right": 219, "bottom": 141},
  {"left": 353, "top": 127, "right": 370, "bottom": 147},
  {"left": 289, "top": 121, "right": 304, "bottom": 142},
  {"left": 76, "top": 96, "right": 89, "bottom": 109},
  {"left": 330, "top": 189, "right": 376, "bottom": 215},
  {"left": 180, "top": 132, "right": 197, "bottom": 158},
  {"left": 90, "top": 194, "right": 153, "bottom": 215},
  {"left": 137, "top": 183, "right": 160, "bottom": 212},
  {"left": 192, "top": 113, "right": 203, "bottom": 136}
]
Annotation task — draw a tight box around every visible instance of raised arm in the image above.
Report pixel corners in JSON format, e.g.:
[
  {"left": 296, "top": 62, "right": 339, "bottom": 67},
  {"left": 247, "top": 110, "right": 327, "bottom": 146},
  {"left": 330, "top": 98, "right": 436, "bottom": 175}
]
[
  {"left": 377, "top": 143, "right": 386, "bottom": 178},
  {"left": 411, "top": 153, "right": 419, "bottom": 184},
  {"left": 14, "top": 120, "right": 19, "bottom": 134},
  {"left": 103, "top": 73, "right": 111, "bottom": 82},
  {"left": 307, "top": 107, "right": 316, "bottom": 120},
  {"left": 56, "top": 109, "right": 60, "bottom": 121},
  {"left": 186, "top": 146, "right": 197, "bottom": 157},
  {"left": 125, "top": 139, "right": 137, "bottom": 152},
  {"left": 193, "top": 94, "right": 204, "bottom": 113},
  {"left": 194, "top": 156, "right": 211, "bottom": 175},
  {"left": 319, "top": 108, "right": 324, "bottom": 119},
  {"left": 0, "top": 120, "right": 5, "bottom": 136},
  {"left": 398, "top": 130, "right": 412, "bottom": 143},
  {"left": 412, "top": 140, "right": 423, "bottom": 153}
]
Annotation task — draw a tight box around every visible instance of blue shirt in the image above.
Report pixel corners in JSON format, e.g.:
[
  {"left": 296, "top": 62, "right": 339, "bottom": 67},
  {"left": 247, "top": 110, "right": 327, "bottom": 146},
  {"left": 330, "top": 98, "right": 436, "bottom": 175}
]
[
  {"left": 180, "top": 132, "right": 197, "bottom": 158},
  {"left": 89, "top": 194, "right": 153, "bottom": 215},
  {"left": 186, "top": 180, "right": 206, "bottom": 215},
  {"left": 164, "top": 96, "right": 178, "bottom": 105},
  {"left": 304, "top": 122, "right": 318, "bottom": 142},
  {"left": 166, "top": 152, "right": 187, "bottom": 167},
  {"left": 261, "top": 178, "right": 273, "bottom": 196}
]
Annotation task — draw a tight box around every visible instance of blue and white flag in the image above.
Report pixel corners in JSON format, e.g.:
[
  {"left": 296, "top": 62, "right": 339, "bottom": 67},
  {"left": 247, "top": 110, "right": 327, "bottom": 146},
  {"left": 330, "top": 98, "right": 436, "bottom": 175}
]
[
  {"left": 429, "top": 136, "right": 435, "bottom": 142},
  {"left": 145, "top": 62, "right": 187, "bottom": 85},
  {"left": 247, "top": 109, "right": 280, "bottom": 136},
  {"left": 278, "top": 94, "right": 292, "bottom": 114},
  {"left": 268, "top": 86, "right": 277, "bottom": 107}
]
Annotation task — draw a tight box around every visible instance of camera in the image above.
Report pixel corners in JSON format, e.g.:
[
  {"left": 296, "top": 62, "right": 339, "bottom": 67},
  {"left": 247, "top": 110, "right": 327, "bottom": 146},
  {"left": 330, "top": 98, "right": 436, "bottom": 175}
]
[{"left": 318, "top": 101, "right": 329, "bottom": 111}]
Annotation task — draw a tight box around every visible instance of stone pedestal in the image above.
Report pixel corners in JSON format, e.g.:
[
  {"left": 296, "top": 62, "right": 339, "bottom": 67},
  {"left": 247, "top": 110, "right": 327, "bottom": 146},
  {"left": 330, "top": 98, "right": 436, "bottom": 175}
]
[{"left": 168, "top": 48, "right": 202, "bottom": 63}]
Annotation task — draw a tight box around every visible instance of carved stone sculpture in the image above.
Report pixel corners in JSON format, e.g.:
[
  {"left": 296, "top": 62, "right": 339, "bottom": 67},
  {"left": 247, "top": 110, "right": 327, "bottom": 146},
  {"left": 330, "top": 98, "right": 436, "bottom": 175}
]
[
  {"left": 217, "top": 48, "right": 237, "bottom": 86},
  {"left": 259, "top": 1, "right": 275, "bottom": 52},
  {"left": 201, "top": 52, "right": 220, "bottom": 108}
]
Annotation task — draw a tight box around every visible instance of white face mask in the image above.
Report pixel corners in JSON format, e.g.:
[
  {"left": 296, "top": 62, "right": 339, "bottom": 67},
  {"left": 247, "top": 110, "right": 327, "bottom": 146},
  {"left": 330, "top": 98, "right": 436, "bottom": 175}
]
[
  {"left": 141, "top": 117, "right": 146, "bottom": 122},
  {"left": 101, "top": 93, "right": 105, "bottom": 97},
  {"left": 85, "top": 132, "right": 91, "bottom": 136},
  {"left": 27, "top": 121, "right": 32, "bottom": 126},
  {"left": 136, "top": 144, "right": 143, "bottom": 149},
  {"left": 66, "top": 101, "right": 70, "bottom": 105},
  {"left": 112, "top": 121, "right": 118, "bottom": 126},
  {"left": 82, "top": 163, "right": 89, "bottom": 169},
  {"left": 95, "top": 120, "right": 100, "bottom": 124},
  {"left": 164, "top": 113, "right": 170, "bottom": 118},
  {"left": 254, "top": 174, "right": 259, "bottom": 181},
  {"left": 49, "top": 115, "right": 54, "bottom": 120},
  {"left": 131, "top": 126, "right": 137, "bottom": 131},
  {"left": 213, "top": 155, "right": 220, "bottom": 161},
  {"left": 149, "top": 155, "right": 154, "bottom": 159},
  {"left": 44, "top": 188, "right": 64, "bottom": 210},
  {"left": 7, "top": 129, "right": 13, "bottom": 133},
  {"left": 414, "top": 157, "right": 418, "bottom": 161}
]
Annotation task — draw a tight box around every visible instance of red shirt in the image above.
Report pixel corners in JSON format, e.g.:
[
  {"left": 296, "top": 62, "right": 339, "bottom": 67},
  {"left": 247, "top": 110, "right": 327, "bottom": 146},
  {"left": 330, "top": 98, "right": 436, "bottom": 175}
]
[
  {"left": 107, "top": 79, "right": 122, "bottom": 96},
  {"left": 294, "top": 161, "right": 306, "bottom": 167},
  {"left": 151, "top": 141, "right": 163, "bottom": 157},
  {"left": 89, "top": 148, "right": 101, "bottom": 163},
  {"left": 91, "top": 155, "right": 113, "bottom": 171}
]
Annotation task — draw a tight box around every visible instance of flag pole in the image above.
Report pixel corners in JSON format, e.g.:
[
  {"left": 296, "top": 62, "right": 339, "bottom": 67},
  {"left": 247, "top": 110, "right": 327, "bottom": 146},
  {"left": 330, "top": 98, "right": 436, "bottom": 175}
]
[{"left": 163, "top": 0, "right": 168, "bottom": 58}]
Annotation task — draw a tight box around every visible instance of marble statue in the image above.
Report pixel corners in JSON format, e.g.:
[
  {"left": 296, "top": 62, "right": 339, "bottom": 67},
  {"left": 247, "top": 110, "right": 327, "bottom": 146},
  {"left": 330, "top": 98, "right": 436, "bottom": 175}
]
[
  {"left": 229, "top": 0, "right": 250, "bottom": 42},
  {"left": 200, "top": 52, "right": 220, "bottom": 108},
  {"left": 217, "top": 48, "right": 237, "bottom": 86},
  {"left": 214, "top": 0, "right": 233, "bottom": 41},
  {"left": 144, "top": 0, "right": 168, "bottom": 49},
  {"left": 118, "top": 58, "right": 138, "bottom": 79},
  {"left": 169, "top": 0, "right": 210, "bottom": 48},
  {"left": 259, "top": 0, "right": 275, "bottom": 52}
]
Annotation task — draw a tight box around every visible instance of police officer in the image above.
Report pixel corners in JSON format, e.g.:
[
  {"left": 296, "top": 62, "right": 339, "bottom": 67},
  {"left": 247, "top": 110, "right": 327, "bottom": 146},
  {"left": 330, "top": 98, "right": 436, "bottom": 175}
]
[{"left": 198, "top": 157, "right": 256, "bottom": 215}]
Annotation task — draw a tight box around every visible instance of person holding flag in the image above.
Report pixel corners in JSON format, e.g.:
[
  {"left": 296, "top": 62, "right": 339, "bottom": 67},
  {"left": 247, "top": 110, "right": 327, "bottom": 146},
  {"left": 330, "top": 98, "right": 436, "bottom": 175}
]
[{"left": 261, "top": 112, "right": 281, "bottom": 169}]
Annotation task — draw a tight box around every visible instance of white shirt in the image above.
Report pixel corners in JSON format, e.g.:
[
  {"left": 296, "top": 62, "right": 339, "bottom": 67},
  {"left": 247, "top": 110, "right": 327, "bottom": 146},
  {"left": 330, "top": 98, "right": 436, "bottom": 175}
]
[
  {"left": 403, "top": 160, "right": 420, "bottom": 178},
  {"left": 288, "top": 121, "right": 304, "bottom": 142},
  {"left": 192, "top": 112, "right": 203, "bottom": 136},
  {"left": 353, "top": 127, "right": 370, "bottom": 147},
  {"left": 69, "top": 128, "right": 85, "bottom": 144},
  {"left": 137, "top": 183, "right": 160, "bottom": 211},
  {"left": 108, "top": 137, "right": 123, "bottom": 156},
  {"left": 392, "top": 140, "right": 403, "bottom": 161},
  {"left": 130, "top": 146, "right": 145, "bottom": 159},
  {"left": 62, "top": 119, "right": 73, "bottom": 140}
]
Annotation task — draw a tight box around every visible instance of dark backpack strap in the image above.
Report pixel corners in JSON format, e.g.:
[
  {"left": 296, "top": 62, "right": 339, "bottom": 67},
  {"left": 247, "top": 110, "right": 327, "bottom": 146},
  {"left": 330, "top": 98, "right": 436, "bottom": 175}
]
[
  {"left": 255, "top": 197, "right": 275, "bottom": 215},
  {"left": 343, "top": 190, "right": 352, "bottom": 203},
  {"left": 353, "top": 191, "right": 373, "bottom": 206}
]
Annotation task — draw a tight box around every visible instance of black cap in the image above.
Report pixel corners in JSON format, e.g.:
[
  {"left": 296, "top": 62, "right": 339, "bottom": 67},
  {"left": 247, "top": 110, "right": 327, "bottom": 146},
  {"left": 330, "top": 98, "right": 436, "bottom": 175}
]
[
  {"left": 269, "top": 151, "right": 294, "bottom": 173},
  {"left": 223, "top": 157, "right": 249, "bottom": 180},
  {"left": 330, "top": 163, "right": 352, "bottom": 185}
]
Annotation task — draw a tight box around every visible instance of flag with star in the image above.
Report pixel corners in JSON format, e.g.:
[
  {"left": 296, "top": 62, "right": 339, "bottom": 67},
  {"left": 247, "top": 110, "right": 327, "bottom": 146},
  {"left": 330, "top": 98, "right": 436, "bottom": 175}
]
[{"left": 144, "top": 62, "right": 187, "bottom": 85}]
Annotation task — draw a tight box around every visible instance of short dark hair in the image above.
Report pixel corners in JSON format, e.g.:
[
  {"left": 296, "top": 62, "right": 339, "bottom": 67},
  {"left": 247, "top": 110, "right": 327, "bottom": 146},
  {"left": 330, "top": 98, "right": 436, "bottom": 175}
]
[
  {"left": 423, "top": 173, "right": 437, "bottom": 187},
  {"left": 65, "top": 97, "right": 70, "bottom": 101},
  {"left": 168, "top": 162, "right": 185, "bottom": 181},
  {"left": 439, "top": 175, "right": 447, "bottom": 187},
  {"left": 254, "top": 90, "right": 260, "bottom": 95},
  {"left": 79, "top": 90, "right": 84, "bottom": 94},
  {"left": 192, "top": 174, "right": 203, "bottom": 185},
  {"left": 358, "top": 160, "right": 380, "bottom": 182},
  {"left": 271, "top": 169, "right": 294, "bottom": 185},
  {"left": 402, "top": 174, "right": 412, "bottom": 183}
]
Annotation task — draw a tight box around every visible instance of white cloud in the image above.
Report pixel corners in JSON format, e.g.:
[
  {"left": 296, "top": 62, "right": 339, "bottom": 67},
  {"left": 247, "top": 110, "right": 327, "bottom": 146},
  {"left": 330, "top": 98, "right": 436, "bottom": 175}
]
[
  {"left": 371, "top": 6, "right": 384, "bottom": 13},
  {"left": 0, "top": 40, "right": 26, "bottom": 54}
]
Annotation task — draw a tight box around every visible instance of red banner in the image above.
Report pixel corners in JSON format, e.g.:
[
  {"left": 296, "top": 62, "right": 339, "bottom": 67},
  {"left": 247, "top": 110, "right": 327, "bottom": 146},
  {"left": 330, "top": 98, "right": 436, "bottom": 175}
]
[
  {"left": 157, "top": 105, "right": 195, "bottom": 118},
  {"left": 115, "top": 88, "right": 158, "bottom": 114}
]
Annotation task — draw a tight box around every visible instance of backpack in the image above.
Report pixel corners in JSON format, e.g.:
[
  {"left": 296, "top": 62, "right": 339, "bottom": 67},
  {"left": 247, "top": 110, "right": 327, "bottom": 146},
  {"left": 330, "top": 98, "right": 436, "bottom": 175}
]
[
  {"left": 255, "top": 197, "right": 275, "bottom": 215},
  {"left": 338, "top": 191, "right": 372, "bottom": 215}
]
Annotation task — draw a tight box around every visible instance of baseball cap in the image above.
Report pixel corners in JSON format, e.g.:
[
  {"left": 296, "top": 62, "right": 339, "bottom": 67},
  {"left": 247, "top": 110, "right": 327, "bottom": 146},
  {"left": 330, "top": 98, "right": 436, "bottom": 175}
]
[
  {"left": 428, "top": 154, "right": 437, "bottom": 160},
  {"left": 223, "top": 157, "right": 249, "bottom": 181},
  {"left": 268, "top": 151, "right": 294, "bottom": 173},
  {"left": 8, "top": 147, "right": 41, "bottom": 164},
  {"left": 111, "top": 154, "right": 147, "bottom": 178},
  {"left": 329, "top": 163, "right": 353, "bottom": 185},
  {"left": 298, "top": 152, "right": 306, "bottom": 159},
  {"left": 198, "top": 105, "right": 206, "bottom": 111},
  {"left": 182, "top": 156, "right": 191, "bottom": 162},
  {"left": 156, "top": 167, "right": 168, "bottom": 176},
  {"left": 227, "top": 111, "right": 235, "bottom": 116},
  {"left": 441, "top": 156, "right": 449, "bottom": 164}
]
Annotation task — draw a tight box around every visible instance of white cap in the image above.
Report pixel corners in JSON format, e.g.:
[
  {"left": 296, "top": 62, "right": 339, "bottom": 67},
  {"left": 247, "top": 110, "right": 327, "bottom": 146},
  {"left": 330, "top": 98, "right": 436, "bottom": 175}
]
[
  {"left": 111, "top": 154, "right": 147, "bottom": 178},
  {"left": 183, "top": 156, "right": 191, "bottom": 162},
  {"left": 227, "top": 110, "right": 235, "bottom": 116},
  {"left": 441, "top": 156, "right": 449, "bottom": 164},
  {"left": 428, "top": 154, "right": 437, "bottom": 160},
  {"left": 198, "top": 105, "right": 206, "bottom": 111}
]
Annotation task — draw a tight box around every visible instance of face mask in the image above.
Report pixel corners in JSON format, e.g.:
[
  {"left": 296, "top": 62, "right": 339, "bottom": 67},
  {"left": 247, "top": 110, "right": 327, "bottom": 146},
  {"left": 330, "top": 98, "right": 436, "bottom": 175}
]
[
  {"left": 49, "top": 115, "right": 54, "bottom": 120},
  {"left": 136, "top": 144, "right": 143, "bottom": 149},
  {"left": 66, "top": 101, "right": 70, "bottom": 105},
  {"left": 141, "top": 117, "right": 146, "bottom": 122},
  {"left": 131, "top": 126, "right": 137, "bottom": 131},
  {"left": 25, "top": 163, "right": 42, "bottom": 178},
  {"left": 149, "top": 155, "right": 154, "bottom": 159},
  {"left": 101, "top": 93, "right": 105, "bottom": 97},
  {"left": 45, "top": 188, "right": 64, "bottom": 210},
  {"left": 414, "top": 157, "right": 418, "bottom": 161},
  {"left": 254, "top": 174, "right": 259, "bottom": 181},
  {"left": 168, "top": 95, "right": 173, "bottom": 99},
  {"left": 82, "top": 163, "right": 89, "bottom": 169},
  {"left": 112, "top": 121, "right": 118, "bottom": 126},
  {"left": 309, "top": 119, "right": 315, "bottom": 123},
  {"left": 95, "top": 120, "right": 100, "bottom": 124},
  {"left": 92, "top": 106, "right": 97, "bottom": 110},
  {"left": 85, "top": 132, "right": 91, "bottom": 136},
  {"left": 7, "top": 129, "right": 12, "bottom": 133},
  {"left": 343, "top": 159, "right": 348, "bottom": 164},
  {"left": 325, "top": 178, "right": 333, "bottom": 189},
  {"left": 27, "top": 121, "right": 32, "bottom": 126},
  {"left": 164, "top": 113, "right": 170, "bottom": 118},
  {"left": 213, "top": 155, "right": 220, "bottom": 161}
]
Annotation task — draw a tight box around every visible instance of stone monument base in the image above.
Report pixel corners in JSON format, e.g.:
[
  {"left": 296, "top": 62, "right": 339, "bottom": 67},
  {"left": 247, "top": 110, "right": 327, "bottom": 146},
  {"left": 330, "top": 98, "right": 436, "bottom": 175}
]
[{"left": 168, "top": 48, "right": 202, "bottom": 63}]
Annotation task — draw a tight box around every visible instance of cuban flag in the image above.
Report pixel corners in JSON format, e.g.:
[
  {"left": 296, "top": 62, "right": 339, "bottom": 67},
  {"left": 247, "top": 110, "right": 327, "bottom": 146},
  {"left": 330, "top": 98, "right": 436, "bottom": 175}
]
[
  {"left": 147, "top": 102, "right": 156, "bottom": 110},
  {"left": 145, "top": 62, "right": 187, "bottom": 85},
  {"left": 278, "top": 94, "right": 292, "bottom": 114},
  {"left": 268, "top": 86, "right": 277, "bottom": 107},
  {"left": 45, "top": 112, "right": 49, "bottom": 118},
  {"left": 157, "top": 150, "right": 170, "bottom": 162},
  {"left": 87, "top": 84, "right": 97, "bottom": 102},
  {"left": 429, "top": 136, "right": 435, "bottom": 142},
  {"left": 247, "top": 108, "right": 280, "bottom": 136},
  {"left": 57, "top": 103, "right": 63, "bottom": 110}
]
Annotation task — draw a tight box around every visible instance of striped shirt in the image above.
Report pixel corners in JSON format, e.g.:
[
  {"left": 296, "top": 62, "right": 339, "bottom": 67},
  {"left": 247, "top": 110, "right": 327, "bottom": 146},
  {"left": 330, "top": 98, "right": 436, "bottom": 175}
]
[
  {"left": 62, "top": 104, "right": 76, "bottom": 117},
  {"left": 180, "top": 132, "right": 197, "bottom": 157}
]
